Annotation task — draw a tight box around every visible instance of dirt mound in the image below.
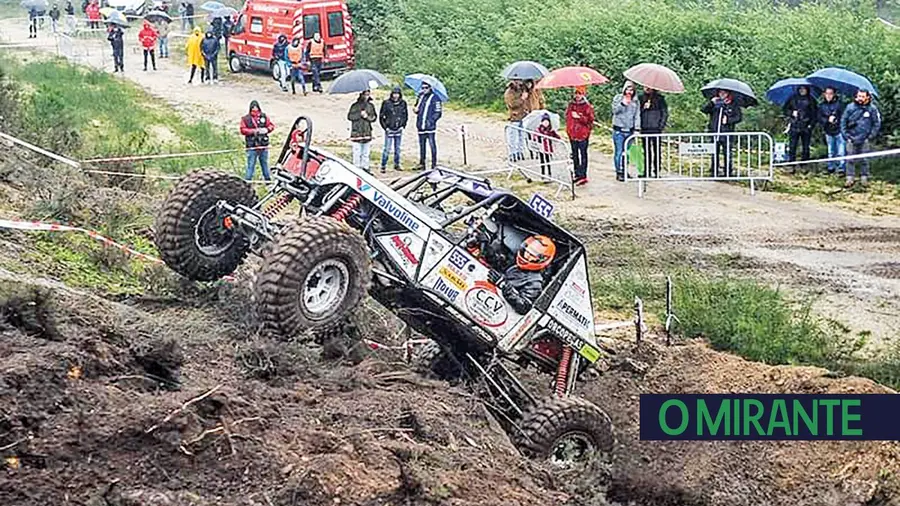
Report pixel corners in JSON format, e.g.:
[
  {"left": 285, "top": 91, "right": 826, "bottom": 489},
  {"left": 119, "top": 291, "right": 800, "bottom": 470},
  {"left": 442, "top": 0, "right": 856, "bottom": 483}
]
[
  {"left": 0, "top": 273, "right": 582, "bottom": 506},
  {"left": 581, "top": 339, "right": 900, "bottom": 506}
]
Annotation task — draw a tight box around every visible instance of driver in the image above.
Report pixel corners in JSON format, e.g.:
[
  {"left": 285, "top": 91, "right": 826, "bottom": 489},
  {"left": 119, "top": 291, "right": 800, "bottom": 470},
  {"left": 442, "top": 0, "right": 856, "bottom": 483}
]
[{"left": 490, "top": 235, "right": 556, "bottom": 314}]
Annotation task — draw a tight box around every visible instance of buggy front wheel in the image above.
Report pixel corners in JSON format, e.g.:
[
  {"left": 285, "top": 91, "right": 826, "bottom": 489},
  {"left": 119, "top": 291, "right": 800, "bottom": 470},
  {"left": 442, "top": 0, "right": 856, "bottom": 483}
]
[{"left": 517, "top": 396, "right": 615, "bottom": 467}]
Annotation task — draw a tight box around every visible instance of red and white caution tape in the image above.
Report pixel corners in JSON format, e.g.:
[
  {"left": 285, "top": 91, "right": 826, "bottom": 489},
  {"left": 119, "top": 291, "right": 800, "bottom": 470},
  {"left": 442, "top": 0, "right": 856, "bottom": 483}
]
[{"left": 0, "top": 218, "right": 163, "bottom": 264}]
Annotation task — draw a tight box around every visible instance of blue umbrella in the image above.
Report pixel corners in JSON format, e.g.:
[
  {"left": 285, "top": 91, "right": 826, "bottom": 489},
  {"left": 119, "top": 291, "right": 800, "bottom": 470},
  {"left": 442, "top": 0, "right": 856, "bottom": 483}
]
[
  {"left": 199, "top": 1, "right": 225, "bottom": 12},
  {"left": 765, "top": 78, "right": 820, "bottom": 106},
  {"left": 807, "top": 67, "right": 878, "bottom": 98},
  {"left": 404, "top": 74, "right": 449, "bottom": 102}
]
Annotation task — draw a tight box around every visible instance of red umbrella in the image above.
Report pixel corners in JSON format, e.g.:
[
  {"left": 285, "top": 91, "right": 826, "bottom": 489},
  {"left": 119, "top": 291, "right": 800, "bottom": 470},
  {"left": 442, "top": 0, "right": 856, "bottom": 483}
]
[
  {"left": 623, "top": 63, "right": 685, "bottom": 93},
  {"left": 535, "top": 66, "right": 609, "bottom": 89}
]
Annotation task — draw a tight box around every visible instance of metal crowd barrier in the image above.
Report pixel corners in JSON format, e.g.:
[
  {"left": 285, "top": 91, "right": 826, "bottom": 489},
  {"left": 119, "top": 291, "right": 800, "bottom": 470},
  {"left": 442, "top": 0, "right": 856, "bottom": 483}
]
[
  {"left": 474, "top": 124, "right": 575, "bottom": 199},
  {"left": 623, "top": 131, "right": 774, "bottom": 197}
]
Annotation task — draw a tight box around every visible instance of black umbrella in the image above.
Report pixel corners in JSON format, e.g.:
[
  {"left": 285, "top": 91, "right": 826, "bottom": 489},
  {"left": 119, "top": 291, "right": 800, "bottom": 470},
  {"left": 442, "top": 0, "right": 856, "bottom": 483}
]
[
  {"left": 500, "top": 60, "right": 549, "bottom": 80},
  {"left": 328, "top": 69, "right": 391, "bottom": 95},
  {"left": 701, "top": 78, "right": 758, "bottom": 107},
  {"left": 144, "top": 9, "right": 172, "bottom": 22},
  {"left": 105, "top": 10, "right": 129, "bottom": 27}
]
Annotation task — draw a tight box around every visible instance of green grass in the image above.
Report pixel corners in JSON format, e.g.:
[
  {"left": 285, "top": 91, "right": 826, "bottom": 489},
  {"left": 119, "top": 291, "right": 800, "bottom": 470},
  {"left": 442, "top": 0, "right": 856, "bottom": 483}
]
[{"left": 584, "top": 233, "right": 900, "bottom": 389}]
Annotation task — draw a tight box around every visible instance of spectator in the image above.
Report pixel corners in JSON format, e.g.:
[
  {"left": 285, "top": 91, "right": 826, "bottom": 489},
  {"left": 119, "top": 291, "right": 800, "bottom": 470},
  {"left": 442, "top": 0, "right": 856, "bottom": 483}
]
[
  {"left": 240, "top": 100, "right": 275, "bottom": 181},
  {"left": 611, "top": 81, "right": 641, "bottom": 181},
  {"left": 185, "top": 26, "right": 204, "bottom": 84},
  {"left": 49, "top": 4, "right": 60, "bottom": 33},
  {"left": 184, "top": 2, "right": 194, "bottom": 30},
  {"left": 565, "top": 86, "right": 594, "bottom": 186},
  {"left": 210, "top": 16, "right": 223, "bottom": 40},
  {"left": 200, "top": 30, "right": 220, "bottom": 83},
  {"left": 85, "top": 0, "right": 100, "bottom": 29},
  {"left": 414, "top": 82, "right": 442, "bottom": 170},
  {"left": 305, "top": 32, "right": 325, "bottom": 93},
  {"left": 156, "top": 19, "right": 169, "bottom": 58},
  {"left": 81, "top": 0, "right": 87, "bottom": 14},
  {"left": 28, "top": 7, "right": 39, "bottom": 38},
  {"left": 107, "top": 23, "right": 124, "bottom": 72},
  {"left": 524, "top": 79, "right": 546, "bottom": 112},
  {"left": 639, "top": 87, "right": 668, "bottom": 178},
  {"left": 536, "top": 113, "right": 561, "bottom": 180},
  {"left": 504, "top": 80, "right": 528, "bottom": 162},
  {"left": 138, "top": 20, "right": 158, "bottom": 71},
  {"left": 379, "top": 86, "right": 408, "bottom": 173},
  {"left": 287, "top": 36, "right": 307, "bottom": 95},
  {"left": 222, "top": 15, "right": 233, "bottom": 49},
  {"left": 840, "top": 89, "right": 880, "bottom": 187},
  {"left": 272, "top": 34, "right": 290, "bottom": 92},
  {"left": 818, "top": 87, "right": 845, "bottom": 175},
  {"left": 64, "top": 1, "right": 75, "bottom": 33},
  {"left": 783, "top": 86, "right": 817, "bottom": 162},
  {"left": 701, "top": 89, "right": 743, "bottom": 176},
  {"left": 177, "top": 2, "right": 187, "bottom": 31},
  {"left": 348, "top": 90, "right": 378, "bottom": 172}
]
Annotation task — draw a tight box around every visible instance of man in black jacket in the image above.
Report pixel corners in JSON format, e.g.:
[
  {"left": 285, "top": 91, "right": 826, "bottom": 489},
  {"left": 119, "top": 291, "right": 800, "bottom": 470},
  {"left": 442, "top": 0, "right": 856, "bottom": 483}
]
[
  {"left": 701, "top": 90, "right": 743, "bottom": 177},
  {"left": 107, "top": 24, "right": 125, "bottom": 72},
  {"left": 379, "top": 87, "right": 408, "bottom": 173},
  {"left": 818, "top": 87, "right": 845, "bottom": 174},
  {"left": 638, "top": 87, "right": 668, "bottom": 178},
  {"left": 784, "top": 86, "right": 817, "bottom": 162}
]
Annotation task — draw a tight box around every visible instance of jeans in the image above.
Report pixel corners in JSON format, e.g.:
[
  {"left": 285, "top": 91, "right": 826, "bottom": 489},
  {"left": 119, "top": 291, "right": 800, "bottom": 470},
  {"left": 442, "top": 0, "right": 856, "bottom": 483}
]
[
  {"left": 418, "top": 132, "right": 437, "bottom": 169},
  {"left": 158, "top": 36, "right": 168, "bottom": 58},
  {"left": 570, "top": 139, "right": 588, "bottom": 179},
  {"left": 290, "top": 66, "right": 306, "bottom": 94},
  {"left": 112, "top": 46, "right": 124, "bottom": 71},
  {"left": 612, "top": 129, "right": 632, "bottom": 175},
  {"left": 352, "top": 141, "right": 372, "bottom": 171},
  {"left": 381, "top": 133, "right": 402, "bottom": 169},
  {"left": 506, "top": 120, "right": 523, "bottom": 160},
  {"left": 204, "top": 56, "right": 218, "bottom": 80},
  {"left": 310, "top": 59, "right": 322, "bottom": 91},
  {"left": 276, "top": 60, "right": 289, "bottom": 90},
  {"left": 143, "top": 49, "right": 156, "bottom": 70},
  {"left": 846, "top": 141, "right": 869, "bottom": 179},
  {"left": 245, "top": 148, "right": 270, "bottom": 180},
  {"left": 788, "top": 129, "right": 811, "bottom": 162},
  {"left": 825, "top": 133, "right": 846, "bottom": 173}
]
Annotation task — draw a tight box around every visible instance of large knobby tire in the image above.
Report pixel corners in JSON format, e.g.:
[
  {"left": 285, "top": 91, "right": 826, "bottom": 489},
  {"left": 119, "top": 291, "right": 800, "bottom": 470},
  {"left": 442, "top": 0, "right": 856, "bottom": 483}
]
[
  {"left": 255, "top": 216, "right": 371, "bottom": 340},
  {"left": 154, "top": 170, "right": 257, "bottom": 281},
  {"left": 517, "top": 396, "right": 615, "bottom": 467},
  {"left": 411, "top": 339, "right": 463, "bottom": 381}
]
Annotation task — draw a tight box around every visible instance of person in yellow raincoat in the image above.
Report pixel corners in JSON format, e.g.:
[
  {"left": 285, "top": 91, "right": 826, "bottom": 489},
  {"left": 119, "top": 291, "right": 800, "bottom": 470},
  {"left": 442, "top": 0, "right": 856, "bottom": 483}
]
[{"left": 186, "top": 26, "right": 205, "bottom": 84}]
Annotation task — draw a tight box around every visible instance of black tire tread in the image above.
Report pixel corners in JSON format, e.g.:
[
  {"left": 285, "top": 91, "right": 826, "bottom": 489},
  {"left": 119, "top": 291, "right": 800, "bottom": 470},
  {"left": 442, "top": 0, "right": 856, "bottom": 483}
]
[
  {"left": 255, "top": 216, "right": 371, "bottom": 340},
  {"left": 154, "top": 170, "right": 257, "bottom": 281},
  {"left": 517, "top": 396, "right": 615, "bottom": 460}
]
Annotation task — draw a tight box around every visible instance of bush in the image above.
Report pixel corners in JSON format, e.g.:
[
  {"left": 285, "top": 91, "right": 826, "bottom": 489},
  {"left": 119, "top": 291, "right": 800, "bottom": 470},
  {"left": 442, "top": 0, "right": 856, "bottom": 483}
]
[{"left": 355, "top": 0, "right": 900, "bottom": 142}]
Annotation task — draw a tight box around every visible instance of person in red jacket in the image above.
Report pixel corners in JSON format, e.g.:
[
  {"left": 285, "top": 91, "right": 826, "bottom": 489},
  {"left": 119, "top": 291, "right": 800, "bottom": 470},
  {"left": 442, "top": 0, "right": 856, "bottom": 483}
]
[
  {"left": 565, "top": 86, "right": 595, "bottom": 186},
  {"left": 138, "top": 20, "right": 158, "bottom": 71},
  {"left": 240, "top": 100, "right": 275, "bottom": 180},
  {"left": 85, "top": 0, "right": 100, "bottom": 29}
]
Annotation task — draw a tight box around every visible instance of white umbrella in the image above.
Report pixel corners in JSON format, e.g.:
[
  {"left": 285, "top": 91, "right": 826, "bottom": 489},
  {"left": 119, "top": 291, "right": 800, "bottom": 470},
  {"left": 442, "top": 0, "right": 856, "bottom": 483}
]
[{"left": 522, "top": 109, "right": 560, "bottom": 132}]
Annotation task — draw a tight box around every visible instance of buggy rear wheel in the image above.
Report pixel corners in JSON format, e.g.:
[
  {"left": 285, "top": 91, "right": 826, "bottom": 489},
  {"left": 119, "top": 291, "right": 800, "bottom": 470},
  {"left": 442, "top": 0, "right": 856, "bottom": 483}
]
[
  {"left": 517, "top": 396, "right": 615, "bottom": 467},
  {"left": 154, "top": 170, "right": 257, "bottom": 281},
  {"left": 255, "top": 216, "right": 371, "bottom": 340}
]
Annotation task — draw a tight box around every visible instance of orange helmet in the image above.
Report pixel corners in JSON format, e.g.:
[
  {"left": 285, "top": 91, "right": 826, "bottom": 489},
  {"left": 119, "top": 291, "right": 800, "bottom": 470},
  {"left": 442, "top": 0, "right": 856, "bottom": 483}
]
[{"left": 516, "top": 235, "right": 556, "bottom": 271}]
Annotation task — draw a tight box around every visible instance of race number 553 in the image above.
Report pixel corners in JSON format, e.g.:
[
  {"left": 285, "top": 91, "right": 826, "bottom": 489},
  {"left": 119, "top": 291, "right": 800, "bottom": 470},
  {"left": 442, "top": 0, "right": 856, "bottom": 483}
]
[{"left": 529, "top": 193, "right": 554, "bottom": 220}]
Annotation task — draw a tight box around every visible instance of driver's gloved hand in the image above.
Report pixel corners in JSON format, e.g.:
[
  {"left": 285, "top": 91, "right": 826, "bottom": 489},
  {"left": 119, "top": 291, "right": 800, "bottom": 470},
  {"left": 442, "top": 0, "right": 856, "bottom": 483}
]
[{"left": 487, "top": 269, "right": 503, "bottom": 286}]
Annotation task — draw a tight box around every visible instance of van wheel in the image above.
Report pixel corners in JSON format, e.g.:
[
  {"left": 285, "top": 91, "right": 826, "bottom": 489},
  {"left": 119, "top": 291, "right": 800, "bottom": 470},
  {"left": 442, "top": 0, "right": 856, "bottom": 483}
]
[{"left": 228, "top": 54, "right": 242, "bottom": 73}]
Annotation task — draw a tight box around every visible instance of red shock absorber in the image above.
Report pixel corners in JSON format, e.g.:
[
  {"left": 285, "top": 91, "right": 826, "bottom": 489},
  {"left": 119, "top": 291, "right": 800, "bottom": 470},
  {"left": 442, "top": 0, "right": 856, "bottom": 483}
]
[
  {"left": 263, "top": 194, "right": 294, "bottom": 219},
  {"left": 555, "top": 346, "right": 573, "bottom": 397},
  {"left": 330, "top": 193, "right": 362, "bottom": 222}
]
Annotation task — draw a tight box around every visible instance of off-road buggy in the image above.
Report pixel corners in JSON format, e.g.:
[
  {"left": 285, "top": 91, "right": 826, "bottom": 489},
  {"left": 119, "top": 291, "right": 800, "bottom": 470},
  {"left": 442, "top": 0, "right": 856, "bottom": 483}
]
[{"left": 154, "top": 117, "right": 615, "bottom": 466}]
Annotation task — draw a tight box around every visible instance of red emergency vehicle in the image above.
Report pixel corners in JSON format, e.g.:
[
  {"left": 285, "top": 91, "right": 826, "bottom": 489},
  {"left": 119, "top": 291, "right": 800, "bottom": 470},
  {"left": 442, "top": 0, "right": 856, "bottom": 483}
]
[{"left": 227, "top": 0, "right": 354, "bottom": 77}]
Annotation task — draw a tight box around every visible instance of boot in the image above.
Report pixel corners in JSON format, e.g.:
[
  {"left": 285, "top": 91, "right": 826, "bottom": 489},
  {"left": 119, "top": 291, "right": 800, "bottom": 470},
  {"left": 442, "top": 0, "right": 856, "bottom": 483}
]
[
  {"left": 844, "top": 176, "right": 855, "bottom": 188},
  {"left": 860, "top": 176, "right": 869, "bottom": 187}
]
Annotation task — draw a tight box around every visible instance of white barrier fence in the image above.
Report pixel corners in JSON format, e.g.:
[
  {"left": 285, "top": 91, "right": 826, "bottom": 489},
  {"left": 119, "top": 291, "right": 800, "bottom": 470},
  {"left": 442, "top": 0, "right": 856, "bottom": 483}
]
[
  {"left": 623, "top": 131, "right": 774, "bottom": 197},
  {"left": 474, "top": 124, "right": 575, "bottom": 199}
]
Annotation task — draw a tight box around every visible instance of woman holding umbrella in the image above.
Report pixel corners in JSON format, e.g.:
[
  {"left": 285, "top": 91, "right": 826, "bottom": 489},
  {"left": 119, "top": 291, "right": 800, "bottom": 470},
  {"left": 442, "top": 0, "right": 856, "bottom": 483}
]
[{"left": 625, "top": 63, "right": 684, "bottom": 178}]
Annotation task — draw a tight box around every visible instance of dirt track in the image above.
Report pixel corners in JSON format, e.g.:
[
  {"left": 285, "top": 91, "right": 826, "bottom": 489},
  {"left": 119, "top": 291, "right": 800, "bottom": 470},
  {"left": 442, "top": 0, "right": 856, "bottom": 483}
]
[{"left": 2, "top": 21, "right": 897, "bottom": 343}]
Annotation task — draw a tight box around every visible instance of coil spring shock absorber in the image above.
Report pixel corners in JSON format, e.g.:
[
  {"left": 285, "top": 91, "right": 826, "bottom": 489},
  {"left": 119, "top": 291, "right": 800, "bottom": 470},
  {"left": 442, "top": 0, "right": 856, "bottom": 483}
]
[
  {"left": 554, "top": 346, "right": 573, "bottom": 397},
  {"left": 330, "top": 194, "right": 362, "bottom": 222},
  {"left": 263, "top": 194, "right": 294, "bottom": 220}
]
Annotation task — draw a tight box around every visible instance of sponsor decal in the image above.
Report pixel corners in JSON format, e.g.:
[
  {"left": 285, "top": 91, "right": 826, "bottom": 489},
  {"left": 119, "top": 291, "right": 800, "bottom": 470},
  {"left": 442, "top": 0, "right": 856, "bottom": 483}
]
[
  {"left": 545, "top": 318, "right": 601, "bottom": 363},
  {"left": 355, "top": 177, "right": 372, "bottom": 192},
  {"left": 372, "top": 192, "right": 421, "bottom": 232},
  {"left": 438, "top": 265, "right": 467, "bottom": 291},
  {"left": 528, "top": 193, "right": 555, "bottom": 220},
  {"left": 433, "top": 277, "right": 460, "bottom": 301},
  {"left": 448, "top": 249, "right": 469, "bottom": 270},
  {"left": 465, "top": 281, "right": 508, "bottom": 328},
  {"left": 569, "top": 280, "right": 586, "bottom": 297},
  {"left": 390, "top": 235, "right": 419, "bottom": 266},
  {"left": 557, "top": 300, "right": 590, "bottom": 329}
]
